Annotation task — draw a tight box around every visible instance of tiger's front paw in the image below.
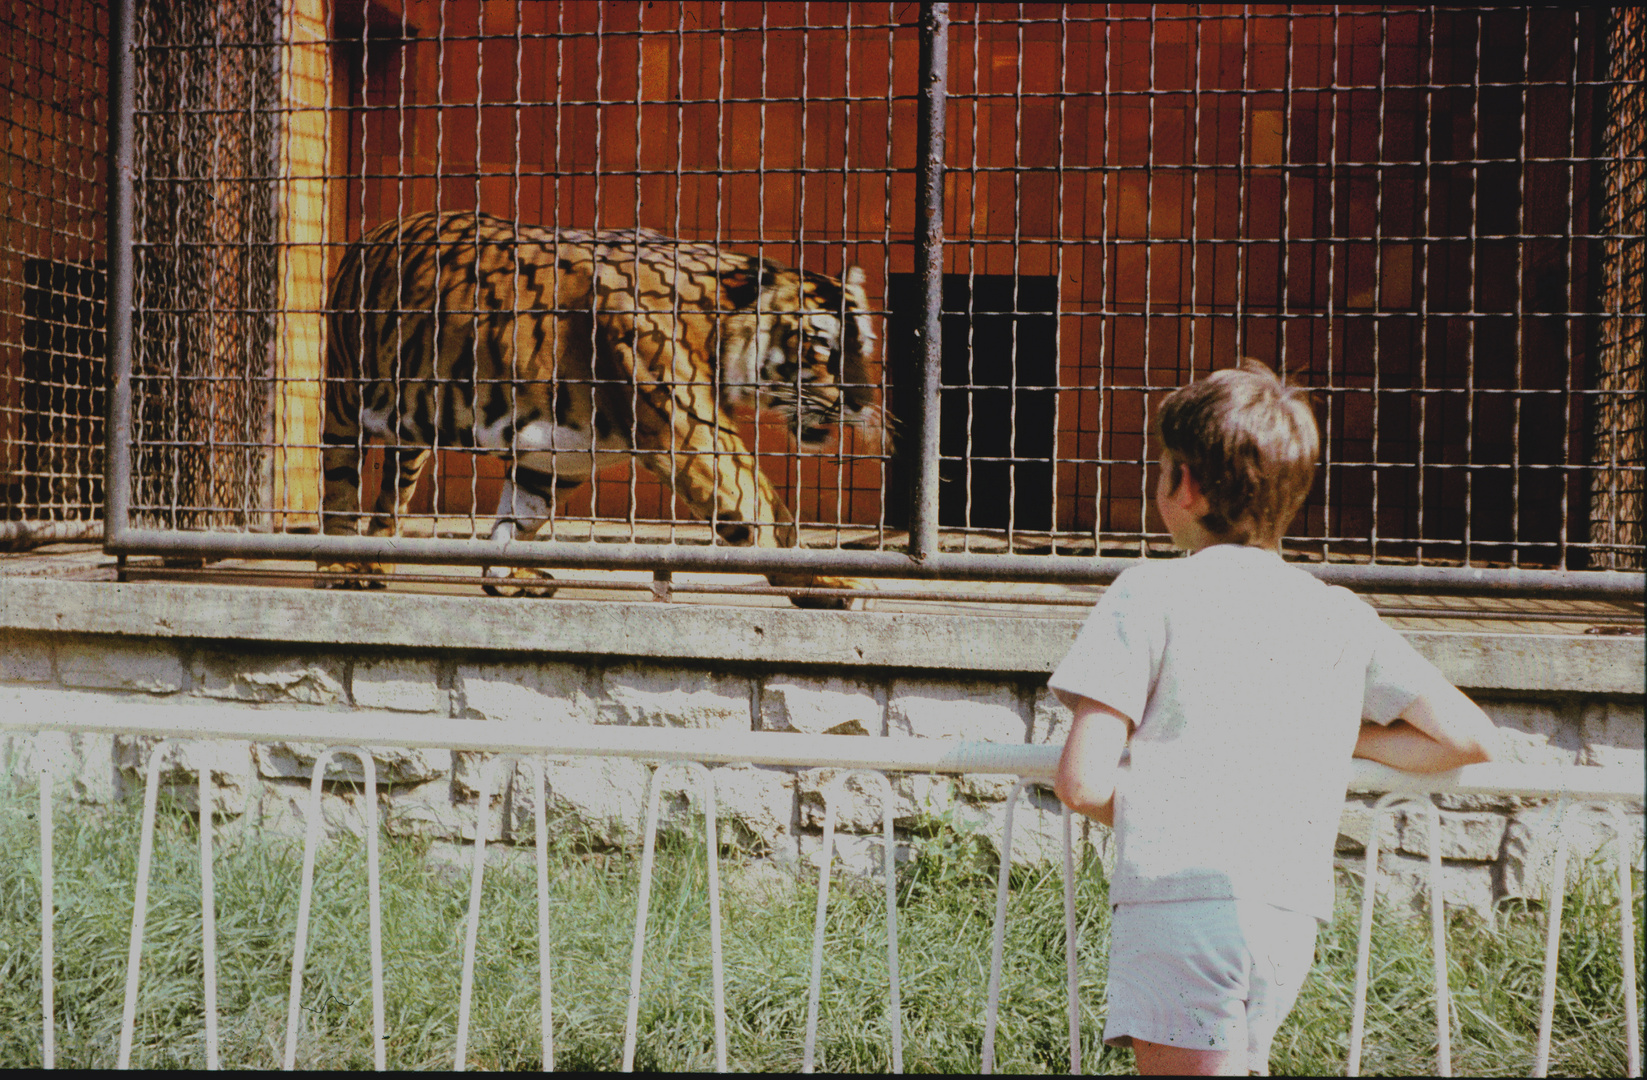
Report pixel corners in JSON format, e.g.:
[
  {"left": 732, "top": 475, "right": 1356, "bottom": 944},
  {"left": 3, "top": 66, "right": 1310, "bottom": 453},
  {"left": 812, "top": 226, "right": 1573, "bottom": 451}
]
[
  {"left": 770, "top": 573, "right": 868, "bottom": 610},
  {"left": 481, "top": 566, "right": 558, "bottom": 598},
  {"left": 315, "top": 561, "right": 389, "bottom": 589}
]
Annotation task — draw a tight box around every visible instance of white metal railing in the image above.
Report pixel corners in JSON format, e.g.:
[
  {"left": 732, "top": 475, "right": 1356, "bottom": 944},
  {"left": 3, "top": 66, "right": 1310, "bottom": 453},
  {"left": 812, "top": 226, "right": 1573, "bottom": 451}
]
[{"left": 1, "top": 686, "right": 1640, "bottom": 1075}]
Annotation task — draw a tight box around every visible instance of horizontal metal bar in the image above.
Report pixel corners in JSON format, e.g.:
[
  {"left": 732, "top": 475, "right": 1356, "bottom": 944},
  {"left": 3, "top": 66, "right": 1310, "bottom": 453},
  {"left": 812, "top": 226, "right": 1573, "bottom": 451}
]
[
  {"left": 1346, "top": 760, "right": 1645, "bottom": 802},
  {"left": 2, "top": 687, "right": 1641, "bottom": 801},
  {"left": 113, "top": 565, "right": 1646, "bottom": 623},
  {"left": 119, "top": 565, "right": 1104, "bottom": 607},
  {"left": 0, "top": 688, "right": 1056, "bottom": 776},
  {"left": 1309, "top": 563, "right": 1645, "bottom": 600},
  {"left": 0, "top": 521, "right": 102, "bottom": 546},
  {"left": 1368, "top": 606, "right": 1642, "bottom": 625},
  {"left": 104, "top": 525, "right": 1646, "bottom": 598}
]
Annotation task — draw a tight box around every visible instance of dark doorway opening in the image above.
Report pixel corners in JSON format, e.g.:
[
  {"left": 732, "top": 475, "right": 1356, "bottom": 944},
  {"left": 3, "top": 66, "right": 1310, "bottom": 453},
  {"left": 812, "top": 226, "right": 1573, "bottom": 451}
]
[{"left": 885, "top": 274, "right": 1057, "bottom": 532}]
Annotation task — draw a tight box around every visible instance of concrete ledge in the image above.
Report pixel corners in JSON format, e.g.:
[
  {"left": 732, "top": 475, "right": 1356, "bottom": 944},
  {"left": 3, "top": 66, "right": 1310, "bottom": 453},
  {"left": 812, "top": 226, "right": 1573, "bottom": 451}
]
[
  {"left": 1, "top": 576, "right": 1642, "bottom": 692},
  {"left": 1410, "top": 631, "right": 1646, "bottom": 695},
  {"left": 1, "top": 577, "right": 1052, "bottom": 673}
]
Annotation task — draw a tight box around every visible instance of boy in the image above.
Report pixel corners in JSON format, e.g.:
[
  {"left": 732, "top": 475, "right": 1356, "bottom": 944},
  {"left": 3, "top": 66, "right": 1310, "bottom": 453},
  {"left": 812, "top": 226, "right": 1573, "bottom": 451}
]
[{"left": 1050, "top": 360, "right": 1499, "bottom": 1077}]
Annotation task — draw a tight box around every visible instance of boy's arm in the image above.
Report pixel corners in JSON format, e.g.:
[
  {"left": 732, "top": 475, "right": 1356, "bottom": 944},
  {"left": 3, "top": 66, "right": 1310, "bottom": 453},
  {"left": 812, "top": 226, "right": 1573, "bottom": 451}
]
[
  {"left": 1354, "top": 681, "right": 1500, "bottom": 773},
  {"left": 1053, "top": 695, "right": 1133, "bottom": 827}
]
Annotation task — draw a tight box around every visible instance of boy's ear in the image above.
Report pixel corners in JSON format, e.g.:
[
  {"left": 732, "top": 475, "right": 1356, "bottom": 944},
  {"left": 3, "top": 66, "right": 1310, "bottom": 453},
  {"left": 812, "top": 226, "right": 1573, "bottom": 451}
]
[{"left": 1170, "top": 462, "right": 1211, "bottom": 515}]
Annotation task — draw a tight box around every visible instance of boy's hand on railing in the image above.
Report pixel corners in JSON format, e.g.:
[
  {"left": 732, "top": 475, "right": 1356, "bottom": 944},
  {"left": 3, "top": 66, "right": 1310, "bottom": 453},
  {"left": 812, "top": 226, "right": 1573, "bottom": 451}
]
[
  {"left": 1355, "top": 684, "right": 1500, "bottom": 773},
  {"left": 1354, "top": 719, "right": 1478, "bottom": 773}
]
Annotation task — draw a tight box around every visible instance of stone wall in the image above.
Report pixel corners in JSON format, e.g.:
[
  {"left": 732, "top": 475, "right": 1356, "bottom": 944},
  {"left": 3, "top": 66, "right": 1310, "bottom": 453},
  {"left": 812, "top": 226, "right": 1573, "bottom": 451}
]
[{"left": 1, "top": 577, "right": 1642, "bottom": 915}]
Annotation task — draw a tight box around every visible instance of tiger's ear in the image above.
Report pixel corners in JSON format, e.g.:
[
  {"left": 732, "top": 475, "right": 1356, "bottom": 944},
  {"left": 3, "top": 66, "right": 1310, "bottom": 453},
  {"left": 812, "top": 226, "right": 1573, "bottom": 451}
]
[{"left": 844, "top": 266, "right": 866, "bottom": 287}]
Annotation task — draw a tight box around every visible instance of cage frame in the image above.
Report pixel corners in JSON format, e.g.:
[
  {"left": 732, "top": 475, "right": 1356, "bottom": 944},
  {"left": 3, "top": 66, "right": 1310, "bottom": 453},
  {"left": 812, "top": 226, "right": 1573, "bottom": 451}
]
[{"left": 95, "top": 0, "right": 1644, "bottom": 600}]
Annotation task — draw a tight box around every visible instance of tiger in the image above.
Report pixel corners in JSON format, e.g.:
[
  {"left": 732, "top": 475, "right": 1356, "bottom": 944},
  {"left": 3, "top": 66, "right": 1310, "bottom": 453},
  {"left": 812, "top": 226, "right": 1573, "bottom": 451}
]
[{"left": 317, "top": 210, "right": 883, "bottom": 608}]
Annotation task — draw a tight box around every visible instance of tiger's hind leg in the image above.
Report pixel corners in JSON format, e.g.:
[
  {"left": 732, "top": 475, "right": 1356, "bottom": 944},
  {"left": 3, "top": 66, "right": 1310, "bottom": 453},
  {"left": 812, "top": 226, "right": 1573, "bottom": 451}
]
[
  {"left": 317, "top": 419, "right": 393, "bottom": 589},
  {"left": 480, "top": 466, "right": 565, "bottom": 598},
  {"left": 365, "top": 443, "right": 434, "bottom": 539},
  {"left": 316, "top": 440, "right": 431, "bottom": 589}
]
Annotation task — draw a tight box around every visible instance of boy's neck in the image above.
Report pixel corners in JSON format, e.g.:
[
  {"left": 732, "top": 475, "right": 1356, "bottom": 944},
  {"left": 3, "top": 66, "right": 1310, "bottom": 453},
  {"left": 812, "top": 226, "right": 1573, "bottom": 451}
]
[{"left": 1183, "top": 534, "right": 1281, "bottom": 556}]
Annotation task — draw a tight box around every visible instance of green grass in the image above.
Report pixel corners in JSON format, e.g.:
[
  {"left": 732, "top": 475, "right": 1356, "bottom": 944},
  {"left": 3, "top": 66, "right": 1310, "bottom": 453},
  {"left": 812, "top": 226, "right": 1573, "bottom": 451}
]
[{"left": 0, "top": 786, "right": 1640, "bottom": 1073}]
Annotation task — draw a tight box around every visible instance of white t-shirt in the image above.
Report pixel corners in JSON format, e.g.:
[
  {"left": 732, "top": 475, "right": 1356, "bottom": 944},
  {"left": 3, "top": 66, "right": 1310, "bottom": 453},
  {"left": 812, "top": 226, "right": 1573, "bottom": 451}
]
[{"left": 1048, "top": 544, "right": 1450, "bottom": 922}]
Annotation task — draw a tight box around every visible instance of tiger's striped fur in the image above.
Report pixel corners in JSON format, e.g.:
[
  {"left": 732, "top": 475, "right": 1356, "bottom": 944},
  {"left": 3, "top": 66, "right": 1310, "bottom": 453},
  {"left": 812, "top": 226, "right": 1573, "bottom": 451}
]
[{"left": 318, "top": 210, "right": 881, "bottom": 604}]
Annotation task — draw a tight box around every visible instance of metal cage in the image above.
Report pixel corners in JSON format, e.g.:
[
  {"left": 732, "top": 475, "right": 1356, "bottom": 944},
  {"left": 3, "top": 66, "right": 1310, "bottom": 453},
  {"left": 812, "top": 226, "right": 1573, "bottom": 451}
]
[{"left": 68, "top": 3, "right": 1647, "bottom": 594}]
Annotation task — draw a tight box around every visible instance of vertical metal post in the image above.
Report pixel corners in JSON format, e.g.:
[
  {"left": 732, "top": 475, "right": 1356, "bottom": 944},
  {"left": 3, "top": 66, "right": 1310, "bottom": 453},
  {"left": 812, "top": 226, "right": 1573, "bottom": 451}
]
[
  {"left": 199, "top": 766, "right": 219, "bottom": 1070},
  {"left": 1061, "top": 807, "right": 1081, "bottom": 1075},
  {"left": 1610, "top": 804, "right": 1641, "bottom": 1078},
  {"left": 119, "top": 741, "right": 181, "bottom": 1069},
  {"left": 804, "top": 771, "right": 902, "bottom": 1074},
  {"left": 105, "top": 0, "right": 136, "bottom": 541},
  {"left": 909, "top": 2, "right": 948, "bottom": 562},
  {"left": 982, "top": 778, "right": 1030, "bottom": 1074},
  {"left": 39, "top": 766, "right": 55, "bottom": 1069},
  {"left": 1533, "top": 799, "right": 1573, "bottom": 1078}
]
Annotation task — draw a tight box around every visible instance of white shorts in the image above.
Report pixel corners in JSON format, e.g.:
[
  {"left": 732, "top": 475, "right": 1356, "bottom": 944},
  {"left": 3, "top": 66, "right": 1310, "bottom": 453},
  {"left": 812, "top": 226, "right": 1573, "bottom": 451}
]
[{"left": 1103, "top": 899, "right": 1318, "bottom": 1070}]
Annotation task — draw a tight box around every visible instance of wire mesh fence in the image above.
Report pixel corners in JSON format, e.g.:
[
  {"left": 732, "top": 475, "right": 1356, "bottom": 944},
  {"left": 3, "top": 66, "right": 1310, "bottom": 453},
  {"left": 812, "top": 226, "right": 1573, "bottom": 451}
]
[
  {"left": 918, "top": 3, "right": 1644, "bottom": 573},
  {"left": 1590, "top": 7, "right": 1645, "bottom": 572},
  {"left": 129, "top": 0, "right": 283, "bottom": 533},
  {"left": 11, "top": 3, "right": 1647, "bottom": 587},
  {"left": 0, "top": 0, "right": 108, "bottom": 545}
]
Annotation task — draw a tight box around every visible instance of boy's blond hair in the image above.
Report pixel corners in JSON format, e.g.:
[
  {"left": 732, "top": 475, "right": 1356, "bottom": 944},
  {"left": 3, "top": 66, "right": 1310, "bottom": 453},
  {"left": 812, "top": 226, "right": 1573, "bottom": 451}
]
[{"left": 1153, "top": 359, "right": 1319, "bottom": 547}]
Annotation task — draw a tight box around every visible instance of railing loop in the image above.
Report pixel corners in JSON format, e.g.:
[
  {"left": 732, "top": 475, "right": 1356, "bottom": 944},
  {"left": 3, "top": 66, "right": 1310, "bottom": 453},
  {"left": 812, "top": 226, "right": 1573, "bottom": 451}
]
[
  {"left": 453, "top": 754, "right": 554, "bottom": 1071},
  {"left": 116, "top": 738, "right": 218, "bottom": 1071},
  {"left": 283, "top": 746, "right": 384, "bottom": 1071},
  {"left": 803, "top": 768, "right": 904, "bottom": 1074},
  {"left": 1347, "top": 792, "right": 1451, "bottom": 1077},
  {"left": 622, "top": 760, "right": 726, "bottom": 1073},
  {"left": 981, "top": 781, "right": 1081, "bottom": 1075}
]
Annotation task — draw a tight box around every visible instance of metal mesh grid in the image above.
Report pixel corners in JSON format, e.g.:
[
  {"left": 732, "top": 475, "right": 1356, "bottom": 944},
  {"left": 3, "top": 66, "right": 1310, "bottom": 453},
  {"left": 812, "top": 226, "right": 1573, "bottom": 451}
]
[
  {"left": 94, "top": 2, "right": 1647, "bottom": 586},
  {"left": 129, "top": 0, "right": 283, "bottom": 532},
  {"left": 310, "top": 1, "right": 906, "bottom": 550},
  {"left": 0, "top": 0, "right": 108, "bottom": 545},
  {"left": 939, "top": 4, "right": 1644, "bottom": 570},
  {"left": 1590, "top": 7, "right": 1645, "bottom": 571}
]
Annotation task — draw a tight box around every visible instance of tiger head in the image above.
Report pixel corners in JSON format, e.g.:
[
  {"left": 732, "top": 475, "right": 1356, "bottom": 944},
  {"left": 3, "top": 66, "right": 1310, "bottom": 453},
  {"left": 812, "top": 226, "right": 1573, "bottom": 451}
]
[{"left": 719, "top": 261, "right": 885, "bottom": 450}]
